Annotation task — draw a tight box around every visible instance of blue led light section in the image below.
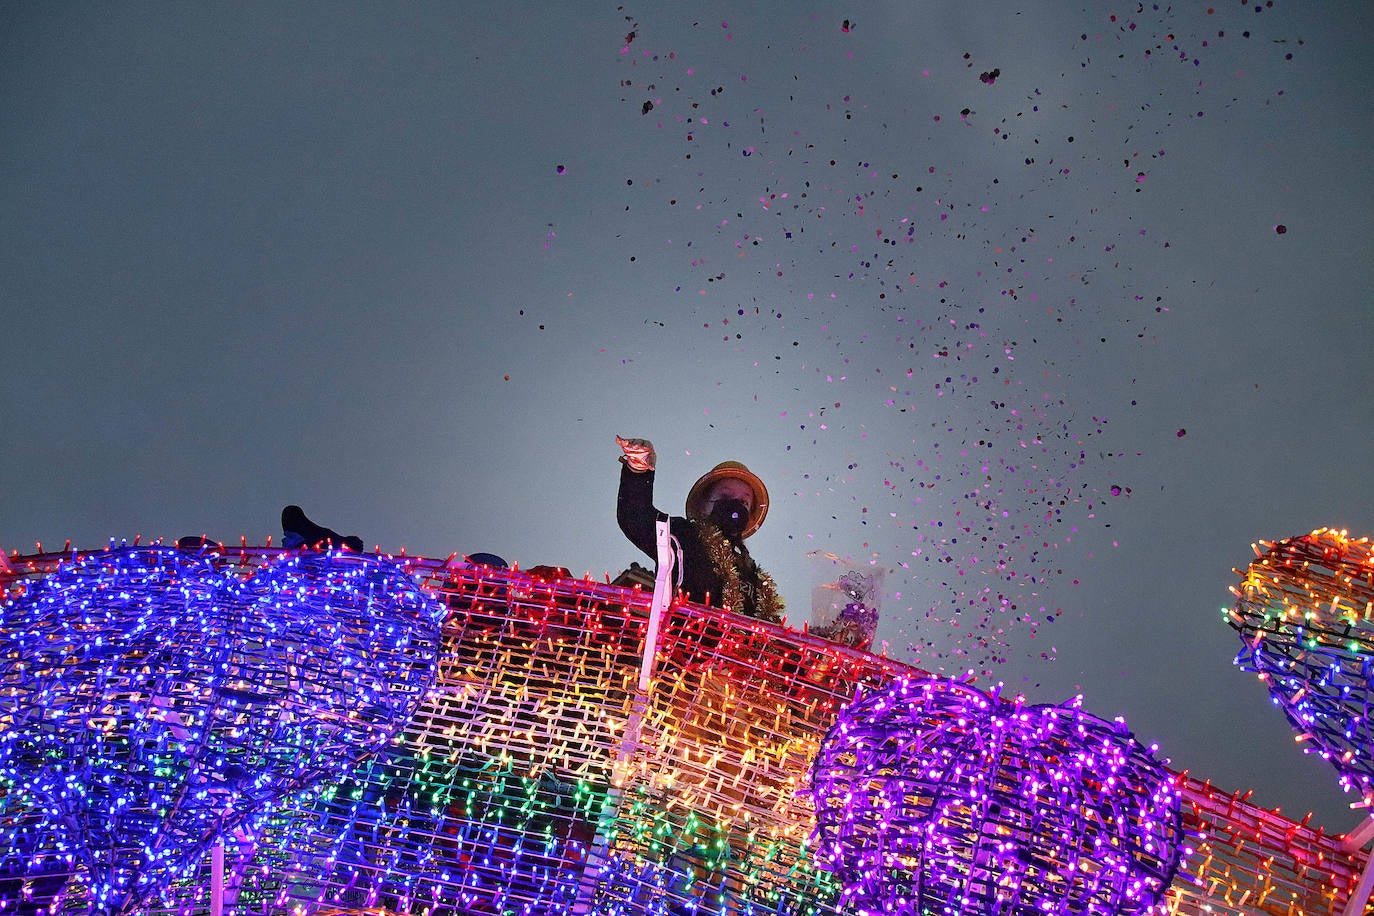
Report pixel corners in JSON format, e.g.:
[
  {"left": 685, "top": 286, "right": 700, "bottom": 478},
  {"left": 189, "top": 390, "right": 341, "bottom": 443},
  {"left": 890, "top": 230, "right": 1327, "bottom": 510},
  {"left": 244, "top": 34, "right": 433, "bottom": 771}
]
[{"left": 0, "top": 545, "right": 446, "bottom": 915}]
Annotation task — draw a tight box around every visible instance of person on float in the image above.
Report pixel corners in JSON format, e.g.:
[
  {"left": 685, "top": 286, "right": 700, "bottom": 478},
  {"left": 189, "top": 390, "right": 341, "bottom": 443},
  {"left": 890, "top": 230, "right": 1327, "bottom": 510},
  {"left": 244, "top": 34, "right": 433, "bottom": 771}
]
[
  {"left": 617, "top": 436, "right": 792, "bottom": 912},
  {"left": 615, "top": 435, "right": 782, "bottom": 623}
]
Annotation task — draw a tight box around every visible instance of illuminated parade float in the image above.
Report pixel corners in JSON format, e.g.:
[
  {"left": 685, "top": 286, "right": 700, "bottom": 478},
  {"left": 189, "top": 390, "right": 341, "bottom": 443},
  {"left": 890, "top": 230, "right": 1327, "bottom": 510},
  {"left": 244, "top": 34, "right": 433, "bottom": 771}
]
[{"left": 2, "top": 526, "right": 1373, "bottom": 915}]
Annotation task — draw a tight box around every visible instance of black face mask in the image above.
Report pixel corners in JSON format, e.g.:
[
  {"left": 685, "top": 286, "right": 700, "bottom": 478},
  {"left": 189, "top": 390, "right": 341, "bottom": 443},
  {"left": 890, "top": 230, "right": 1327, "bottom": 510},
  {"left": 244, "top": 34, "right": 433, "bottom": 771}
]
[{"left": 709, "top": 498, "right": 751, "bottom": 536}]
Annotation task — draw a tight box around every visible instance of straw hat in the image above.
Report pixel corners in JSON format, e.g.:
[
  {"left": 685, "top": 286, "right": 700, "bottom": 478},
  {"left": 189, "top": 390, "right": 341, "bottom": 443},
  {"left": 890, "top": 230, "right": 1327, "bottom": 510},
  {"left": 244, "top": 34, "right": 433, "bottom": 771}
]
[{"left": 685, "top": 461, "right": 769, "bottom": 538}]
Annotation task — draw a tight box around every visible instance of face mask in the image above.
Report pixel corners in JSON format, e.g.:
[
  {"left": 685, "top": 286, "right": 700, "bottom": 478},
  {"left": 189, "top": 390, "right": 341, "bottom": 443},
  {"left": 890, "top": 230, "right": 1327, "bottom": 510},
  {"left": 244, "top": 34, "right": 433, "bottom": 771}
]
[{"left": 709, "top": 498, "right": 750, "bottom": 536}]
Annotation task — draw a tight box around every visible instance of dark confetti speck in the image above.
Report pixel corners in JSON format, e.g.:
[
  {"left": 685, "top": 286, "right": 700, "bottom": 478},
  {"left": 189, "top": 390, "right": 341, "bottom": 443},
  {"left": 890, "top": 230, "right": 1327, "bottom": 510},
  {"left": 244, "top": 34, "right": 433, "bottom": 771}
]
[
  {"left": 1275, "top": 224, "right": 1287, "bottom": 234},
  {"left": 641, "top": 100, "right": 654, "bottom": 115},
  {"left": 1176, "top": 428, "right": 1187, "bottom": 438}
]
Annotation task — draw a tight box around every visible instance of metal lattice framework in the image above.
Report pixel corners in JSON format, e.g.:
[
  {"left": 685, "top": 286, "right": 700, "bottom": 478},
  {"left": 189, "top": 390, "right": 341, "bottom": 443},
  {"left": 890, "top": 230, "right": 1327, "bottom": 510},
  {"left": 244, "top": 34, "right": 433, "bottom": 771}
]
[
  {"left": 810, "top": 676, "right": 1185, "bottom": 916},
  {"left": 0, "top": 543, "right": 1369, "bottom": 916},
  {"left": 1227, "top": 528, "right": 1374, "bottom": 801}
]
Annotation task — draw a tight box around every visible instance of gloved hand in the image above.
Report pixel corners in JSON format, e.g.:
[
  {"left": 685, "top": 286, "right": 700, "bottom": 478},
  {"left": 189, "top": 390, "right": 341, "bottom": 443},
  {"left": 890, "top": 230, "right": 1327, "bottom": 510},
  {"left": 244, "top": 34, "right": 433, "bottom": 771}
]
[{"left": 616, "top": 435, "right": 656, "bottom": 473}]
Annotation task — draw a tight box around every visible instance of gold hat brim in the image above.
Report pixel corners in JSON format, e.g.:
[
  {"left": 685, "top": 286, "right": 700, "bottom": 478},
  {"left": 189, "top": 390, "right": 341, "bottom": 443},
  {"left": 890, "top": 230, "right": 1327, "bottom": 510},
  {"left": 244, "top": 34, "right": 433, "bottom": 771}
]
[{"left": 685, "top": 461, "right": 769, "bottom": 538}]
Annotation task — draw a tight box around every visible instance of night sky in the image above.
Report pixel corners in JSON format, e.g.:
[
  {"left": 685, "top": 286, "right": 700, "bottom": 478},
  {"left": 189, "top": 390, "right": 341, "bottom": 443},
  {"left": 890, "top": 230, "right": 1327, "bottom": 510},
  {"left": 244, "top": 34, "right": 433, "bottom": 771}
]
[{"left": 3, "top": 2, "right": 1371, "bottom": 829}]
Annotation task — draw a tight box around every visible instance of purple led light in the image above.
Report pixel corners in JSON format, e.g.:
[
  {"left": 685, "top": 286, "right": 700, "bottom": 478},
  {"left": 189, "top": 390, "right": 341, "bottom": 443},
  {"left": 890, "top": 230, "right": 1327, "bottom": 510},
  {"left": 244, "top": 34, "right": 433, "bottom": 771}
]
[{"left": 810, "top": 675, "right": 1184, "bottom": 916}]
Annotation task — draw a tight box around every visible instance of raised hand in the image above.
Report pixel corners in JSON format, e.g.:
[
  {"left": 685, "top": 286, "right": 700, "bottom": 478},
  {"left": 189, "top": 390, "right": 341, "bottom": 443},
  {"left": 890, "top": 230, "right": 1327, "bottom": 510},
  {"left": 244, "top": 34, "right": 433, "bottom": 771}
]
[{"left": 616, "top": 435, "right": 657, "bottom": 473}]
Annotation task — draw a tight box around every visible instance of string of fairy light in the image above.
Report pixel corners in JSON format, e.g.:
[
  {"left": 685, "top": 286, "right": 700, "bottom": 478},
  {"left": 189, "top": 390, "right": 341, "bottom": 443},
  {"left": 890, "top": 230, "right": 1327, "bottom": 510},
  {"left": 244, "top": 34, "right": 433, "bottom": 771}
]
[
  {"left": 1227, "top": 528, "right": 1374, "bottom": 804},
  {"left": 0, "top": 538, "right": 1370, "bottom": 915},
  {"left": 0, "top": 545, "right": 445, "bottom": 915}
]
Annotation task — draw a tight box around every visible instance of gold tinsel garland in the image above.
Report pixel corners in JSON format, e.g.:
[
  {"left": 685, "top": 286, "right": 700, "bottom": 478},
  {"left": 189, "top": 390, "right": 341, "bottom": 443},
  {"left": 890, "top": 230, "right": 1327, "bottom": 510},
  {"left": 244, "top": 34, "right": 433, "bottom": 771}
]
[{"left": 697, "top": 521, "right": 784, "bottom": 623}]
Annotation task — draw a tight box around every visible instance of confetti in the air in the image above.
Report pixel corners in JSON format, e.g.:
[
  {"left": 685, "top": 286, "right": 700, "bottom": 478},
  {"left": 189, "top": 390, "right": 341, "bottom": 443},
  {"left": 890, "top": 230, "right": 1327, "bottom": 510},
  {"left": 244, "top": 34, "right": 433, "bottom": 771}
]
[{"left": 596, "top": 1, "right": 1303, "bottom": 675}]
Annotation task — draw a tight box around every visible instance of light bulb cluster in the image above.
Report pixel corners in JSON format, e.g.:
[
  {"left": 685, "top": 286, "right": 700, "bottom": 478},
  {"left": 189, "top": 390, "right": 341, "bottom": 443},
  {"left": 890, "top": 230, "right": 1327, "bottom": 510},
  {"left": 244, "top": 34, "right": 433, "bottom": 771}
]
[
  {"left": 809, "top": 675, "right": 1185, "bottom": 916},
  {"left": 0, "top": 547, "right": 1359, "bottom": 916},
  {"left": 1227, "top": 528, "right": 1374, "bottom": 800},
  {"left": 0, "top": 545, "right": 445, "bottom": 914},
  {"left": 151, "top": 568, "right": 864, "bottom": 916},
  {"left": 174, "top": 566, "right": 644, "bottom": 916}
]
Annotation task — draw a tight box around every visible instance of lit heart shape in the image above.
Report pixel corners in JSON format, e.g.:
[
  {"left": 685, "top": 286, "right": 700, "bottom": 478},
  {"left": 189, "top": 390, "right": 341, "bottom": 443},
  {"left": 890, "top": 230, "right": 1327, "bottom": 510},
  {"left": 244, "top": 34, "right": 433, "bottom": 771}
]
[
  {"left": 810, "top": 676, "right": 1185, "bottom": 916},
  {"left": 0, "top": 545, "right": 446, "bottom": 915}
]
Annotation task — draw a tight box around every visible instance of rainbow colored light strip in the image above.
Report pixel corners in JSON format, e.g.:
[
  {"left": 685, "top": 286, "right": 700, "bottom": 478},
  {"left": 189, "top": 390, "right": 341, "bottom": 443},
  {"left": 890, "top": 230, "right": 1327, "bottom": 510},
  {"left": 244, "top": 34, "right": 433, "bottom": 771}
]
[{"left": 0, "top": 544, "right": 1368, "bottom": 915}]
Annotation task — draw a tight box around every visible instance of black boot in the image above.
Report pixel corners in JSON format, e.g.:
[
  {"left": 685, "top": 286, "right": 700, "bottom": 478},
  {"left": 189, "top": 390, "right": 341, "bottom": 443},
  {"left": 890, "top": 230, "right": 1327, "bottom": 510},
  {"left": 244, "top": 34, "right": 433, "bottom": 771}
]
[{"left": 281, "top": 505, "right": 364, "bottom": 552}]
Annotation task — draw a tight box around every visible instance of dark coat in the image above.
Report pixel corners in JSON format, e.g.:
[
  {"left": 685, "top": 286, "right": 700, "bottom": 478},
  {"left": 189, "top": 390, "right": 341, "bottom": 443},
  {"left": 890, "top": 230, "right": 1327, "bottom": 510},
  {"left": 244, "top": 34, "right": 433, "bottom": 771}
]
[{"left": 617, "top": 465, "right": 772, "bottom": 618}]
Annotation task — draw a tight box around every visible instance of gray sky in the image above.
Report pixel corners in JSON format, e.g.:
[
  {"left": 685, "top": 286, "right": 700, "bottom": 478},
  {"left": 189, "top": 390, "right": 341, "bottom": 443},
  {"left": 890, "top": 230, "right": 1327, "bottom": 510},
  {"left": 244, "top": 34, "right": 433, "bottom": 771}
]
[{"left": 3, "top": 2, "right": 1371, "bottom": 829}]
